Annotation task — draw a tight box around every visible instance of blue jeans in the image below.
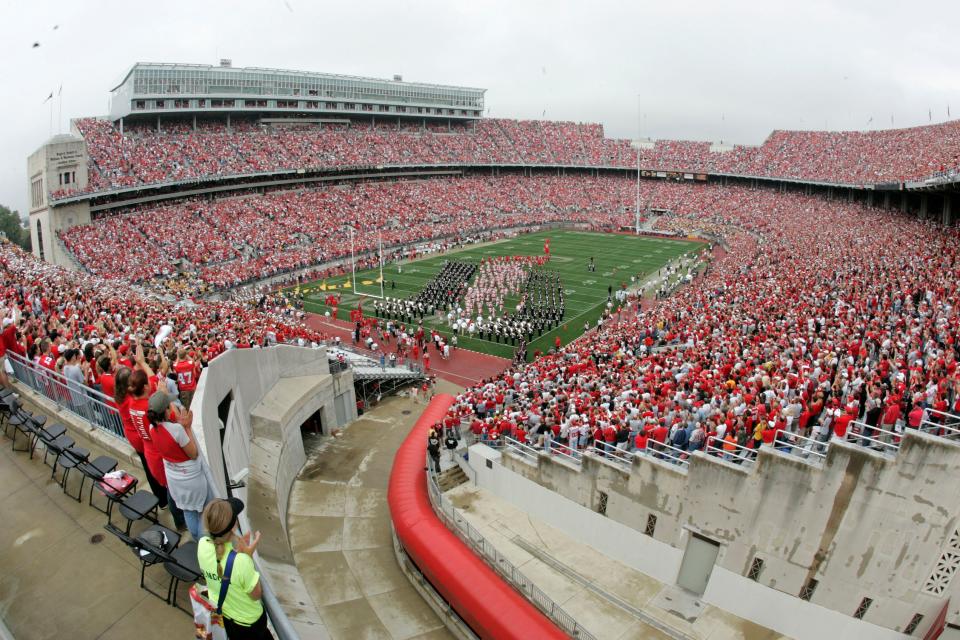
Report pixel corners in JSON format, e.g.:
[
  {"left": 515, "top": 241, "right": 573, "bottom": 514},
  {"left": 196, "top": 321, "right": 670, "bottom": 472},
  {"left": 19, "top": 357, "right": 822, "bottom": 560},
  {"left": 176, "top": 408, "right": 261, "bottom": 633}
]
[
  {"left": 167, "top": 494, "right": 188, "bottom": 531},
  {"left": 183, "top": 509, "right": 203, "bottom": 540}
]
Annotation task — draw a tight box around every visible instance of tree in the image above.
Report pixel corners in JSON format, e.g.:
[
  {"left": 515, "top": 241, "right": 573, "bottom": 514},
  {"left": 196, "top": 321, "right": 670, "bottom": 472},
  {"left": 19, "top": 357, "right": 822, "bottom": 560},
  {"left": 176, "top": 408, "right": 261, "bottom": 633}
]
[{"left": 0, "top": 204, "right": 30, "bottom": 252}]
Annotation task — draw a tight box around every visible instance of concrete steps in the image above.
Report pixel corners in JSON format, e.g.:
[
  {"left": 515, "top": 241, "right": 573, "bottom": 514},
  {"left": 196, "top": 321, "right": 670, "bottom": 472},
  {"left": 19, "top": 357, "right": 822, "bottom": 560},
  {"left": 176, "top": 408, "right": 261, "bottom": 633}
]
[{"left": 437, "top": 465, "right": 468, "bottom": 492}]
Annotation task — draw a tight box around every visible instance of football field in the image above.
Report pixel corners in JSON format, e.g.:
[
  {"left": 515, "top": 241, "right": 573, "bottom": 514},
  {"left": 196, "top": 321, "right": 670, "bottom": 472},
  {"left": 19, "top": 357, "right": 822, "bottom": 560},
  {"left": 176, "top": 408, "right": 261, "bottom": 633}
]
[{"left": 295, "top": 229, "right": 703, "bottom": 360}]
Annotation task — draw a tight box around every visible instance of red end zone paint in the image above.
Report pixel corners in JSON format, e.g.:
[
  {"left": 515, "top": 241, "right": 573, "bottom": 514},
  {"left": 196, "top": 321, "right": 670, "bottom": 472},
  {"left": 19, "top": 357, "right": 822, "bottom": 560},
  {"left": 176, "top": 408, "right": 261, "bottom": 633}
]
[{"left": 388, "top": 395, "right": 567, "bottom": 640}]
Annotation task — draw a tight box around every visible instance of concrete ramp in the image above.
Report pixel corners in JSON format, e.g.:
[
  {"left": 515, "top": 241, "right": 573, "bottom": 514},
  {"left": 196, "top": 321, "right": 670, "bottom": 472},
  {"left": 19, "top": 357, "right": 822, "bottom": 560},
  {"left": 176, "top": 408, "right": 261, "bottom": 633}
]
[{"left": 286, "top": 395, "right": 453, "bottom": 640}]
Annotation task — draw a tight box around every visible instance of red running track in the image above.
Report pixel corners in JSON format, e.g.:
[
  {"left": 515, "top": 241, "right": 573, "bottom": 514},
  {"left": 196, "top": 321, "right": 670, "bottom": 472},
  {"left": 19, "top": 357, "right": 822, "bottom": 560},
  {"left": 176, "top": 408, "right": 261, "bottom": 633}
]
[
  {"left": 388, "top": 395, "right": 566, "bottom": 640},
  {"left": 305, "top": 313, "right": 512, "bottom": 387}
]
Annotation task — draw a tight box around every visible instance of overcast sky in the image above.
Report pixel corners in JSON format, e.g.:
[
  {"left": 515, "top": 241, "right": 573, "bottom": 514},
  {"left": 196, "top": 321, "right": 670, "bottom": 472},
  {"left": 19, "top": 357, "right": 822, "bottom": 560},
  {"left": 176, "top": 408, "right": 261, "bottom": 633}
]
[{"left": 1, "top": 0, "right": 958, "bottom": 217}]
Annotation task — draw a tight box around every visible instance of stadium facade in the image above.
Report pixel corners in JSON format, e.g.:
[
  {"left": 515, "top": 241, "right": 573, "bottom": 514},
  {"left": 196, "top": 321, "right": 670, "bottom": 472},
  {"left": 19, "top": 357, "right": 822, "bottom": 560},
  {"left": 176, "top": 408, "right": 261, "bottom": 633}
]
[{"left": 20, "top": 61, "right": 960, "bottom": 640}]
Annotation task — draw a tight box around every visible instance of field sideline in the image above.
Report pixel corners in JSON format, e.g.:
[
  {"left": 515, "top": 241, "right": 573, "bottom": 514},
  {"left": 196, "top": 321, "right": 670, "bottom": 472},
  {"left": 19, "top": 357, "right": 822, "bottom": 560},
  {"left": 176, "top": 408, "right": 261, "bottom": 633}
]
[{"left": 294, "top": 229, "right": 703, "bottom": 360}]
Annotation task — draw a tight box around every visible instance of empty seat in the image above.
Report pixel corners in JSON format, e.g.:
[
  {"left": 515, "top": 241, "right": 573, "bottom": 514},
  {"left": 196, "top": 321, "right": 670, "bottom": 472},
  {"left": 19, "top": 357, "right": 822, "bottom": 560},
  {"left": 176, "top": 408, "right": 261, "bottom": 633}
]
[
  {"left": 115, "top": 490, "right": 160, "bottom": 534},
  {"left": 164, "top": 541, "right": 202, "bottom": 612},
  {"left": 31, "top": 422, "right": 66, "bottom": 460},
  {"left": 56, "top": 446, "right": 90, "bottom": 493},
  {"left": 43, "top": 434, "right": 75, "bottom": 477}
]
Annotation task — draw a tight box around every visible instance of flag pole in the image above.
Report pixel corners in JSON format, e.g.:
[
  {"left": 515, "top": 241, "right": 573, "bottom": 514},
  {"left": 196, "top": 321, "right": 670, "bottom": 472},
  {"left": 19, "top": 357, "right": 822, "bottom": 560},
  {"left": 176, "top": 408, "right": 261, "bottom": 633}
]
[
  {"left": 635, "top": 94, "right": 641, "bottom": 235},
  {"left": 350, "top": 225, "right": 357, "bottom": 293},
  {"left": 378, "top": 229, "right": 385, "bottom": 299}
]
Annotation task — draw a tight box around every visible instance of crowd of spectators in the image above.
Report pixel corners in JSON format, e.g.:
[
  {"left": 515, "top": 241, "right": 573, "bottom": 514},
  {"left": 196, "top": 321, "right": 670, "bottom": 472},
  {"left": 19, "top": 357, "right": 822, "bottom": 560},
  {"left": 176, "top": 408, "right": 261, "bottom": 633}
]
[
  {"left": 18, "top": 167, "right": 960, "bottom": 473},
  {"left": 0, "top": 240, "right": 327, "bottom": 383},
  {"left": 60, "top": 175, "right": 653, "bottom": 293},
  {"left": 447, "top": 184, "right": 960, "bottom": 462},
  {"left": 60, "top": 116, "right": 960, "bottom": 200}
]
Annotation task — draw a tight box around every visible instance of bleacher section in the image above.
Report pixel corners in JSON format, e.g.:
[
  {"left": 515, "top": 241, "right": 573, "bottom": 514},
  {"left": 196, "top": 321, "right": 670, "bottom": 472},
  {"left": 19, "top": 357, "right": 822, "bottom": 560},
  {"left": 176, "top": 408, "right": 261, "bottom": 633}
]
[{"left": 54, "top": 116, "right": 960, "bottom": 201}]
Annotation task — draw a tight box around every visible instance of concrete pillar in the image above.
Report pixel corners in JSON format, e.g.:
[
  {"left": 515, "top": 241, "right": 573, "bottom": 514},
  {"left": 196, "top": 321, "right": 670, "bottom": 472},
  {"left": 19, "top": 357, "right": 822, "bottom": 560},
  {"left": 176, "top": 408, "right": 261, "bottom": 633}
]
[
  {"left": 848, "top": 190, "right": 853, "bottom": 203},
  {"left": 157, "top": 115, "right": 161, "bottom": 133},
  {"left": 867, "top": 191, "right": 874, "bottom": 207},
  {"left": 919, "top": 194, "right": 929, "bottom": 220},
  {"left": 193, "top": 114, "right": 197, "bottom": 131},
  {"left": 901, "top": 194, "right": 908, "bottom": 213},
  {"left": 226, "top": 113, "right": 231, "bottom": 130},
  {"left": 884, "top": 193, "right": 890, "bottom": 209},
  {"left": 944, "top": 197, "right": 953, "bottom": 226},
  {"left": 119, "top": 118, "right": 124, "bottom": 136}
]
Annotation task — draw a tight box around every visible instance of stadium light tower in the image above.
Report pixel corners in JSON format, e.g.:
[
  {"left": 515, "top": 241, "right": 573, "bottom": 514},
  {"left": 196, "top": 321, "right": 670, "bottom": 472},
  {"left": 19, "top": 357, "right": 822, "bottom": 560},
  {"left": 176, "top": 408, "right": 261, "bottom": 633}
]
[
  {"left": 635, "top": 94, "right": 641, "bottom": 235},
  {"left": 378, "top": 229, "right": 385, "bottom": 298},
  {"left": 348, "top": 224, "right": 357, "bottom": 293}
]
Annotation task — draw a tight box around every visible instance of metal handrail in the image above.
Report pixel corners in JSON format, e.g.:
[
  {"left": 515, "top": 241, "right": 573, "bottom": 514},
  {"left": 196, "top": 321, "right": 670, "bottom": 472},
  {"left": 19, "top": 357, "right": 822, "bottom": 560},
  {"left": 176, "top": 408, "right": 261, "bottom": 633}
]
[
  {"left": 647, "top": 439, "right": 690, "bottom": 467},
  {"left": 704, "top": 438, "right": 757, "bottom": 464},
  {"left": 847, "top": 421, "right": 901, "bottom": 453},
  {"left": 549, "top": 440, "right": 583, "bottom": 465},
  {"left": 592, "top": 440, "right": 635, "bottom": 469},
  {"left": 503, "top": 436, "right": 539, "bottom": 461},
  {"left": 6, "top": 351, "right": 125, "bottom": 439},
  {"left": 426, "top": 463, "right": 597, "bottom": 640},
  {"left": 772, "top": 429, "right": 828, "bottom": 460}
]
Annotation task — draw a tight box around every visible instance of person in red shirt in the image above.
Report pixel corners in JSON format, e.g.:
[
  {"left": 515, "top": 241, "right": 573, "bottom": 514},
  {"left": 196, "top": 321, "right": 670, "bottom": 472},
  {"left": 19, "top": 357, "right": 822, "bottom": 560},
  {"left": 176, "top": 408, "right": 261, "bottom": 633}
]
[
  {"left": 36, "top": 339, "right": 57, "bottom": 371},
  {"left": 0, "top": 317, "right": 14, "bottom": 393},
  {"left": 634, "top": 427, "right": 649, "bottom": 453},
  {"left": 833, "top": 407, "right": 856, "bottom": 440},
  {"left": 128, "top": 356, "right": 187, "bottom": 531},
  {"left": 173, "top": 348, "right": 201, "bottom": 409},
  {"left": 113, "top": 366, "right": 168, "bottom": 503}
]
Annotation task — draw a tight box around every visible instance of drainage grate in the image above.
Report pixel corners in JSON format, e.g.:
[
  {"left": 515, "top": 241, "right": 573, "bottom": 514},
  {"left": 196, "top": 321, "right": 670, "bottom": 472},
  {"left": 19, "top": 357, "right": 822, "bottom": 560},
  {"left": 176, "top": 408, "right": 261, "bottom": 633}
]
[
  {"left": 89, "top": 533, "right": 104, "bottom": 544},
  {"left": 402, "top": 410, "right": 412, "bottom": 415}
]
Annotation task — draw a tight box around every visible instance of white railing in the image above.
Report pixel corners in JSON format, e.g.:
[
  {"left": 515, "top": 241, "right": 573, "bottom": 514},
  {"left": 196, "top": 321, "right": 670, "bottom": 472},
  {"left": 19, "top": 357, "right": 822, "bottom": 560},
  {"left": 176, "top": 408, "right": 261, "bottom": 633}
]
[
  {"left": 920, "top": 408, "right": 960, "bottom": 439},
  {"left": 647, "top": 439, "right": 690, "bottom": 467},
  {"left": 772, "top": 430, "right": 829, "bottom": 460},
  {"left": 847, "top": 421, "right": 901, "bottom": 453},
  {"left": 592, "top": 440, "right": 636, "bottom": 469},
  {"left": 549, "top": 440, "right": 583, "bottom": 466},
  {"left": 503, "top": 436, "right": 539, "bottom": 462},
  {"left": 704, "top": 438, "right": 757, "bottom": 465}
]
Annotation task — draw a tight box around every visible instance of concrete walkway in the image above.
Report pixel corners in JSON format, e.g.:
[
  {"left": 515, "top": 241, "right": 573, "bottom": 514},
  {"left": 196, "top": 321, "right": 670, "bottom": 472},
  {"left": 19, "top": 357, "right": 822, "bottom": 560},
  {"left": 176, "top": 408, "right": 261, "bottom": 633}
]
[
  {"left": 445, "top": 483, "right": 786, "bottom": 640},
  {"left": 0, "top": 397, "right": 191, "bottom": 640},
  {"left": 286, "top": 387, "right": 459, "bottom": 640}
]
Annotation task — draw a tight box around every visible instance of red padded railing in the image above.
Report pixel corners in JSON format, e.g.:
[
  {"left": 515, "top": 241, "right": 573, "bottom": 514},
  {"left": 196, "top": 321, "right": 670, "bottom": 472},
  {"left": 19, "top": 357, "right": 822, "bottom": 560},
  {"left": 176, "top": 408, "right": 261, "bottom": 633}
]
[{"left": 388, "top": 394, "right": 566, "bottom": 639}]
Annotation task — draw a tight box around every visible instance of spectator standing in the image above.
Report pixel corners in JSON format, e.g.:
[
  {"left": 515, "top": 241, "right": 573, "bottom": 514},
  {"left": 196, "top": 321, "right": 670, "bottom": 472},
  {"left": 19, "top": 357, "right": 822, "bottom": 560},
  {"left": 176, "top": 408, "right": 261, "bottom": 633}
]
[
  {"left": 146, "top": 391, "right": 215, "bottom": 539},
  {"left": 198, "top": 498, "right": 273, "bottom": 640}
]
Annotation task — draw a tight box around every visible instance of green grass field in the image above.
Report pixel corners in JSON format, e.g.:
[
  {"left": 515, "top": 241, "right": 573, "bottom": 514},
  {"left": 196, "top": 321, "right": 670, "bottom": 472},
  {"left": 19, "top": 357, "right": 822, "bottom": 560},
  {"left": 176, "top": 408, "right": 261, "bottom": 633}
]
[{"left": 294, "top": 230, "right": 703, "bottom": 359}]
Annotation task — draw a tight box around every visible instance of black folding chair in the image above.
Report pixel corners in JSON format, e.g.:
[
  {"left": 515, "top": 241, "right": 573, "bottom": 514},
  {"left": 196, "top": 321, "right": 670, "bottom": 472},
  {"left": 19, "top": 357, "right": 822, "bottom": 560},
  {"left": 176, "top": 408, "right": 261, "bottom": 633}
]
[
  {"left": 7, "top": 409, "right": 41, "bottom": 453},
  {"left": 91, "top": 471, "right": 138, "bottom": 517},
  {"left": 113, "top": 490, "right": 160, "bottom": 534},
  {"left": 104, "top": 522, "right": 181, "bottom": 603},
  {"left": 43, "top": 434, "right": 76, "bottom": 477},
  {"left": 56, "top": 446, "right": 90, "bottom": 494},
  {"left": 31, "top": 422, "right": 67, "bottom": 461},
  {"left": 68, "top": 454, "right": 118, "bottom": 503},
  {"left": 164, "top": 541, "right": 202, "bottom": 613}
]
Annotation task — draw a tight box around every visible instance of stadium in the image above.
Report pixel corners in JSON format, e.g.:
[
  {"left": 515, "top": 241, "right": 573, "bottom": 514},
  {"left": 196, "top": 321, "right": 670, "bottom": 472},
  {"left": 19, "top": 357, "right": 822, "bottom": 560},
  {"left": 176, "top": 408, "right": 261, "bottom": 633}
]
[{"left": 3, "top": 55, "right": 960, "bottom": 640}]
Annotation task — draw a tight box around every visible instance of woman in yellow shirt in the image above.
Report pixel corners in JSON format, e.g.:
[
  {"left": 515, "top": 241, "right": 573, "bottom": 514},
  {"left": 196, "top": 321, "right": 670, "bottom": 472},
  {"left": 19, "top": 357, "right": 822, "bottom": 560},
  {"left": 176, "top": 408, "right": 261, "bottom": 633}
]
[{"left": 197, "top": 498, "right": 273, "bottom": 639}]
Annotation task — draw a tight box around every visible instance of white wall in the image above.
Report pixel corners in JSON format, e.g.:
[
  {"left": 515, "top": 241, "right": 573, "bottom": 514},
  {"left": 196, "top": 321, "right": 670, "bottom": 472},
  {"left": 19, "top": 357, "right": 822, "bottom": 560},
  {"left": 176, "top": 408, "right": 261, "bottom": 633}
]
[{"left": 467, "top": 445, "right": 909, "bottom": 640}]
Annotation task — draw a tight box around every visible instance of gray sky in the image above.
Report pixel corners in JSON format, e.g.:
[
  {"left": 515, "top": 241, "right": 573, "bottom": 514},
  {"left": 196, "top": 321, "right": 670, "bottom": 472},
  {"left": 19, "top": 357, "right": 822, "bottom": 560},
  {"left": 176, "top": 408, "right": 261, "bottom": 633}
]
[{"left": 2, "top": 0, "right": 958, "bottom": 217}]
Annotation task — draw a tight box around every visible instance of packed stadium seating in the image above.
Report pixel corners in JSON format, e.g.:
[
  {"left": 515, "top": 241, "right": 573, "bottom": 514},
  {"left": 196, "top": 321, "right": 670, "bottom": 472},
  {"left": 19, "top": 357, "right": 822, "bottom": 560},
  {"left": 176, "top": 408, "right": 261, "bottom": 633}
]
[
  {"left": 60, "top": 175, "right": 647, "bottom": 292},
  {"left": 0, "top": 241, "right": 325, "bottom": 363},
  {"left": 450, "top": 183, "right": 960, "bottom": 458},
  {"left": 61, "top": 117, "right": 960, "bottom": 199},
  {"left": 37, "top": 171, "right": 960, "bottom": 456}
]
